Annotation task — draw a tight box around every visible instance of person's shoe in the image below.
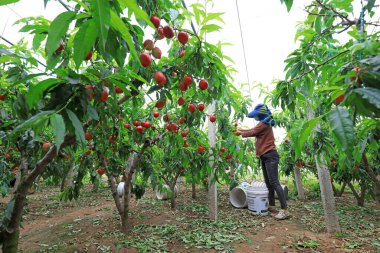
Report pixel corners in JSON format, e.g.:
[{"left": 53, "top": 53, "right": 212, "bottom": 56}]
[
  {"left": 274, "top": 209, "right": 289, "bottom": 220},
  {"left": 268, "top": 205, "right": 277, "bottom": 213}
]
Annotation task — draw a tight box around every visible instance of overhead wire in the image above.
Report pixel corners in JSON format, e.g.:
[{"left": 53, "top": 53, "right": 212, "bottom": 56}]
[{"left": 235, "top": 0, "right": 252, "bottom": 105}]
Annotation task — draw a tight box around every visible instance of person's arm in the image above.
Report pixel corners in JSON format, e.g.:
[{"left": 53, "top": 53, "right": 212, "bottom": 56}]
[{"left": 238, "top": 123, "right": 266, "bottom": 138}]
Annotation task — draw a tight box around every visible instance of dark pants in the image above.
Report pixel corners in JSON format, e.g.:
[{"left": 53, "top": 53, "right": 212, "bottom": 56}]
[{"left": 260, "top": 150, "right": 287, "bottom": 209}]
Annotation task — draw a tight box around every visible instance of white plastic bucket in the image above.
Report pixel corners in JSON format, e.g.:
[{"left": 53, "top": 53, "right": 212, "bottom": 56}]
[
  {"left": 229, "top": 182, "right": 251, "bottom": 208},
  {"left": 246, "top": 182, "right": 269, "bottom": 216},
  {"left": 117, "top": 182, "right": 125, "bottom": 198},
  {"left": 156, "top": 185, "right": 179, "bottom": 200}
]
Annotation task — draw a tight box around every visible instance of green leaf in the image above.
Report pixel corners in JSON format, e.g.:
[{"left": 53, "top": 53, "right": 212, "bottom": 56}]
[
  {"left": 365, "top": 0, "right": 376, "bottom": 12},
  {"left": 296, "top": 116, "right": 323, "bottom": 157},
  {"left": 200, "top": 24, "right": 222, "bottom": 37},
  {"left": 33, "top": 33, "right": 47, "bottom": 51},
  {"left": 328, "top": 106, "right": 354, "bottom": 153},
  {"left": 284, "top": 0, "right": 293, "bottom": 12},
  {"left": 73, "top": 19, "right": 98, "bottom": 69},
  {"left": 110, "top": 10, "right": 138, "bottom": 62},
  {"left": 0, "top": 0, "right": 19, "bottom": 6},
  {"left": 66, "top": 109, "right": 85, "bottom": 146},
  {"left": 117, "top": 0, "right": 153, "bottom": 28},
  {"left": 27, "top": 78, "right": 63, "bottom": 108},
  {"left": 12, "top": 111, "right": 55, "bottom": 137},
  {"left": 202, "top": 12, "right": 225, "bottom": 25},
  {"left": 91, "top": 0, "right": 110, "bottom": 52},
  {"left": 46, "top": 11, "right": 76, "bottom": 57},
  {"left": 87, "top": 105, "right": 99, "bottom": 120},
  {"left": 50, "top": 113, "right": 65, "bottom": 152},
  {"left": 353, "top": 87, "right": 380, "bottom": 109}
]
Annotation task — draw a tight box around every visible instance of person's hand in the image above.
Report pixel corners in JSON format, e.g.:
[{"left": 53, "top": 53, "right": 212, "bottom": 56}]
[{"left": 234, "top": 130, "right": 242, "bottom": 136}]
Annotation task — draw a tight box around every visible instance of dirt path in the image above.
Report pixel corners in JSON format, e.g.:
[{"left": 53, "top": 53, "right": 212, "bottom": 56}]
[{"left": 1, "top": 184, "right": 378, "bottom": 253}]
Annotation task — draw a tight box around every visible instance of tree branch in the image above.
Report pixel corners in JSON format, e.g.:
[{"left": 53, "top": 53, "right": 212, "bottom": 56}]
[
  {"left": 287, "top": 49, "right": 350, "bottom": 83},
  {"left": 315, "top": 0, "right": 353, "bottom": 24}
]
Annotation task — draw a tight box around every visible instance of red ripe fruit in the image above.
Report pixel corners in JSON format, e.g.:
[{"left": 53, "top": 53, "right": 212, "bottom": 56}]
[
  {"left": 188, "top": 104, "right": 196, "bottom": 113},
  {"left": 140, "top": 53, "right": 152, "bottom": 67},
  {"left": 115, "top": 86, "right": 123, "bottom": 94},
  {"left": 97, "top": 168, "right": 106, "bottom": 176},
  {"left": 179, "top": 50, "right": 185, "bottom": 58},
  {"left": 6, "top": 154, "right": 11, "bottom": 159},
  {"left": 0, "top": 94, "right": 5, "bottom": 101},
  {"left": 85, "top": 132, "right": 92, "bottom": 141},
  {"left": 350, "top": 67, "right": 365, "bottom": 84},
  {"left": 143, "top": 122, "right": 151, "bottom": 128},
  {"left": 197, "top": 146, "right": 205, "bottom": 153},
  {"left": 55, "top": 41, "right": 64, "bottom": 53},
  {"left": 163, "top": 26, "right": 174, "bottom": 39},
  {"left": 124, "top": 123, "right": 130, "bottom": 129},
  {"left": 153, "top": 111, "right": 160, "bottom": 118},
  {"left": 177, "top": 31, "right": 189, "bottom": 45},
  {"left": 179, "top": 117, "right": 185, "bottom": 124},
  {"left": 157, "top": 28, "right": 164, "bottom": 40},
  {"left": 183, "top": 75, "right": 192, "bottom": 86},
  {"left": 199, "top": 79, "right": 208, "bottom": 90},
  {"left": 220, "top": 147, "right": 226, "bottom": 153},
  {"left": 184, "top": 141, "right": 189, "bottom": 148},
  {"left": 171, "top": 123, "right": 179, "bottom": 133},
  {"left": 85, "top": 51, "right": 93, "bottom": 61},
  {"left": 42, "top": 142, "right": 51, "bottom": 153},
  {"left": 166, "top": 124, "right": 171, "bottom": 131},
  {"left": 143, "top": 39, "right": 154, "bottom": 50},
  {"left": 284, "top": 139, "right": 289, "bottom": 143},
  {"left": 334, "top": 94, "right": 345, "bottom": 105},
  {"left": 133, "top": 120, "right": 139, "bottom": 127},
  {"left": 163, "top": 114, "right": 171, "bottom": 122},
  {"left": 100, "top": 89, "right": 108, "bottom": 103},
  {"left": 150, "top": 16, "right": 160, "bottom": 29},
  {"left": 230, "top": 173, "right": 235, "bottom": 178},
  {"left": 226, "top": 154, "right": 232, "bottom": 159},
  {"left": 179, "top": 81, "right": 188, "bottom": 92},
  {"left": 198, "top": 103, "right": 205, "bottom": 111},
  {"left": 155, "top": 100, "right": 166, "bottom": 109},
  {"left": 178, "top": 97, "right": 185, "bottom": 106},
  {"left": 152, "top": 47, "right": 162, "bottom": 59},
  {"left": 210, "top": 115, "right": 216, "bottom": 123},
  {"left": 136, "top": 126, "right": 143, "bottom": 133},
  {"left": 141, "top": 121, "right": 147, "bottom": 128},
  {"left": 154, "top": 72, "right": 167, "bottom": 86},
  {"left": 181, "top": 130, "right": 188, "bottom": 137}
]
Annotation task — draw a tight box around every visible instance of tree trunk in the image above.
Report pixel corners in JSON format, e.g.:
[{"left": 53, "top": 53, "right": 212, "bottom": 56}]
[
  {"left": 331, "top": 181, "right": 338, "bottom": 197},
  {"left": 121, "top": 180, "right": 131, "bottom": 233},
  {"left": 362, "top": 153, "right": 380, "bottom": 205},
  {"left": 315, "top": 155, "right": 341, "bottom": 233},
  {"left": 307, "top": 104, "right": 340, "bottom": 234},
  {"left": 191, "top": 168, "right": 196, "bottom": 199},
  {"left": 207, "top": 101, "right": 217, "bottom": 221},
  {"left": 347, "top": 181, "right": 361, "bottom": 205},
  {"left": 64, "top": 160, "right": 75, "bottom": 188},
  {"left": 294, "top": 166, "right": 305, "bottom": 200},
  {"left": 170, "top": 185, "right": 176, "bottom": 210},
  {"left": 336, "top": 182, "right": 346, "bottom": 197},
  {"left": 192, "top": 181, "right": 196, "bottom": 199}
]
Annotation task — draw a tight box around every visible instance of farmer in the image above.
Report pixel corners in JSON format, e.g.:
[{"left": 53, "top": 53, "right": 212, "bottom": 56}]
[{"left": 234, "top": 103, "right": 289, "bottom": 220}]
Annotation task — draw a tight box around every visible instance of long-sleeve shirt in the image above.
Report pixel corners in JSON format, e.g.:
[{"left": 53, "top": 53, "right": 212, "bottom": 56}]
[{"left": 240, "top": 122, "right": 276, "bottom": 157}]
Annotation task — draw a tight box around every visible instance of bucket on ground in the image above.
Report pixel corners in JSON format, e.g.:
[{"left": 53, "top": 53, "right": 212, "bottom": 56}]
[
  {"left": 229, "top": 182, "right": 250, "bottom": 208},
  {"left": 117, "top": 182, "right": 125, "bottom": 198},
  {"left": 247, "top": 181, "right": 269, "bottom": 216},
  {"left": 156, "top": 185, "right": 179, "bottom": 200}
]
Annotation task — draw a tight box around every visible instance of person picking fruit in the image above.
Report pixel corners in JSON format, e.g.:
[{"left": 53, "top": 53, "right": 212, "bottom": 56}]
[{"left": 234, "top": 103, "right": 289, "bottom": 220}]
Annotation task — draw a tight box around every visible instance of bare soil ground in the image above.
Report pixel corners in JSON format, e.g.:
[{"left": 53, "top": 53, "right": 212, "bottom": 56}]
[{"left": 1, "top": 183, "right": 379, "bottom": 253}]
